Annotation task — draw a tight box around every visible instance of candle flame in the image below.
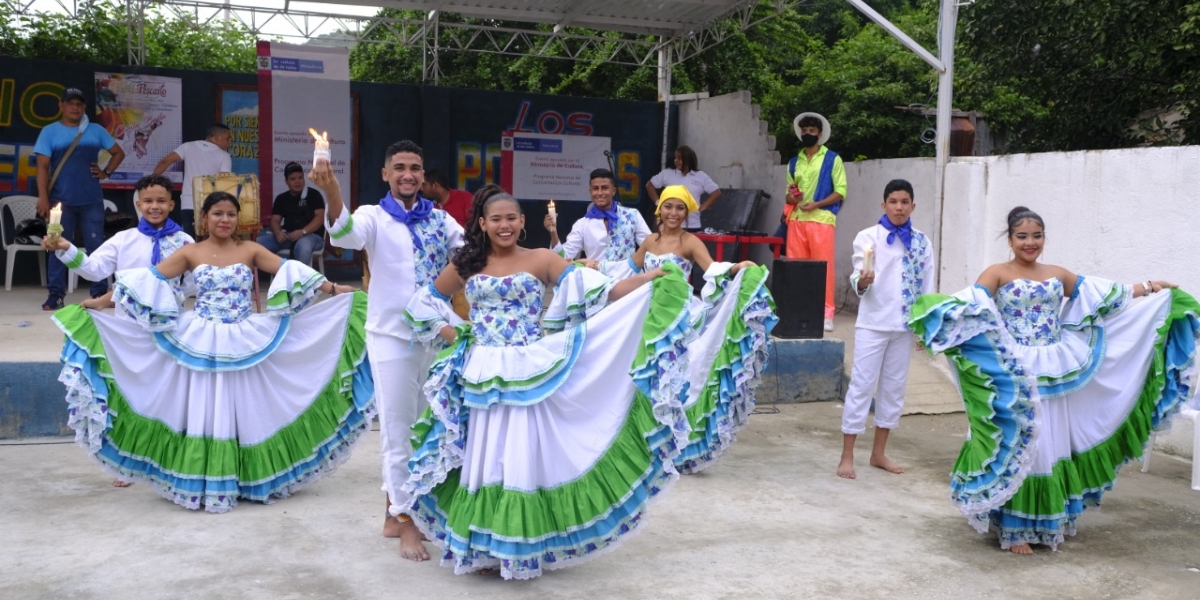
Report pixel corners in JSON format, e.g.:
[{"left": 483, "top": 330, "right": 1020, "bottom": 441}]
[{"left": 308, "top": 128, "right": 328, "bottom": 142}]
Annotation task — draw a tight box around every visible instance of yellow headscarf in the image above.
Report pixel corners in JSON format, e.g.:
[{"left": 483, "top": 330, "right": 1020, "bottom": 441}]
[{"left": 656, "top": 185, "right": 699, "bottom": 216}]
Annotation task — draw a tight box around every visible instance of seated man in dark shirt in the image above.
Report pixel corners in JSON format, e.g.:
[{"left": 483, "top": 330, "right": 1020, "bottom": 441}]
[{"left": 256, "top": 161, "right": 325, "bottom": 265}]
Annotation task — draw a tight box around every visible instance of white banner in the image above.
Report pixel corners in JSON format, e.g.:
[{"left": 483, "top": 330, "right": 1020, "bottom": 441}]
[
  {"left": 502, "top": 132, "right": 610, "bottom": 201},
  {"left": 94, "top": 72, "right": 183, "bottom": 189},
  {"left": 259, "top": 43, "right": 351, "bottom": 204}
]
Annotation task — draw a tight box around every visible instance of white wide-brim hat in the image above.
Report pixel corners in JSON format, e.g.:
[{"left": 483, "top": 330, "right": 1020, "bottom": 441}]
[{"left": 793, "top": 112, "right": 831, "bottom": 146}]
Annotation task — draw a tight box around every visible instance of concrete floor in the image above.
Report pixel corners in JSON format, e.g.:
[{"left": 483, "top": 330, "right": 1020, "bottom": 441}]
[
  {"left": 3, "top": 403, "right": 1200, "bottom": 599},
  {"left": 3, "top": 284, "right": 1200, "bottom": 599}
]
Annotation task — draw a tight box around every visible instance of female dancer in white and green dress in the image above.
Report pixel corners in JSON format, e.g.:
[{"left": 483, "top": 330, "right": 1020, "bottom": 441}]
[
  {"left": 401, "top": 188, "right": 695, "bottom": 579},
  {"left": 51, "top": 191, "right": 369, "bottom": 512},
  {"left": 909, "top": 206, "right": 1199, "bottom": 554},
  {"left": 615, "top": 185, "right": 777, "bottom": 473}
]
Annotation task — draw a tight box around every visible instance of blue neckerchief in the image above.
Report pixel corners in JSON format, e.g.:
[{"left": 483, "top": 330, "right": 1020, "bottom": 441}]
[
  {"left": 585, "top": 204, "right": 620, "bottom": 234},
  {"left": 878, "top": 214, "right": 913, "bottom": 249},
  {"left": 379, "top": 193, "right": 434, "bottom": 250},
  {"left": 136, "top": 217, "right": 183, "bottom": 265}
]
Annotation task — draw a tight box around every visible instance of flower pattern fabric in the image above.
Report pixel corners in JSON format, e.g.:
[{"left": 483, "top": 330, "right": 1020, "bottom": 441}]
[
  {"left": 601, "top": 206, "right": 642, "bottom": 263},
  {"left": 193, "top": 264, "right": 253, "bottom": 324},
  {"left": 995, "top": 278, "right": 1063, "bottom": 346},
  {"left": 466, "top": 272, "right": 545, "bottom": 347},
  {"left": 899, "top": 232, "right": 931, "bottom": 322},
  {"left": 412, "top": 211, "right": 455, "bottom": 288},
  {"left": 644, "top": 251, "right": 692, "bottom": 279}
]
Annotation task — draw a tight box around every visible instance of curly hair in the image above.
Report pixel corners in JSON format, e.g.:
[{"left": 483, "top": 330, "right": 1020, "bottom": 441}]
[{"left": 451, "top": 184, "right": 514, "bottom": 279}]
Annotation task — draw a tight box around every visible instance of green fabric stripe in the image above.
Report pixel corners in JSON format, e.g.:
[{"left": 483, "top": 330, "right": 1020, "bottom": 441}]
[
  {"left": 686, "top": 266, "right": 769, "bottom": 437},
  {"left": 56, "top": 292, "right": 371, "bottom": 482},
  {"left": 63, "top": 247, "right": 85, "bottom": 269},
  {"left": 947, "top": 347, "right": 1002, "bottom": 478},
  {"left": 330, "top": 214, "right": 354, "bottom": 239},
  {"left": 1063, "top": 288, "right": 1200, "bottom": 495},
  {"left": 434, "top": 390, "right": 664, "bottom": 539},
  {"left": 265, "top": 272, "right": 325, "bottom": 311},
  {"left": 1000, "top": 461, "right": 1077, "bottom": 520},
  {"left": 631, "top": 263, "right": 691, "bottom": 370},
  {"left": 908, "top": 293, "right": 954, "bottom": 334}
]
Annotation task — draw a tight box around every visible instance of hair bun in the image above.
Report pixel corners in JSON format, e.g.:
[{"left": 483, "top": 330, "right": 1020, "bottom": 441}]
[{"left": 1007, "top": 206, "right": 1032, "bottom": 221}]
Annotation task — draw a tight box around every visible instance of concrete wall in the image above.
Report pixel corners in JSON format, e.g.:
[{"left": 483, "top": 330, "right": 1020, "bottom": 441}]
[{"left": 677, "top": 90, "right": 1200, "bottom": 458}]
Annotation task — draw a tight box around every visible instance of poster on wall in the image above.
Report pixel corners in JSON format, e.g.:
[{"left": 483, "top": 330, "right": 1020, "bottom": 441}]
[
  {"left": 500, "top": 132, "right": 611, "bottom": 201},
  {"left": 94, "top": 72, "right": 183, "bottom": 189},
  {"left": 218, "top": 86, "right": 259, "bottom": 176},
  {"left": 256, "top": 41, "right": 351, "bottom": 219}
]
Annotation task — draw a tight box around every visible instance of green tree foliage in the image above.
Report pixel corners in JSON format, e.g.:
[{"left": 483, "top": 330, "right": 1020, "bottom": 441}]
[
  {"left": 0, "top": 0, "right": 257, "bottom": 73},
  {"left": 957, "top": 0, "right": 1200, "bottom": 151}
]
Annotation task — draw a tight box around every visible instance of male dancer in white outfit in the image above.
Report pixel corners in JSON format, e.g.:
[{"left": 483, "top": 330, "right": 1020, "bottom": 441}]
[
  {"left": 319, "top": 141, "right": 464, "bottom": 561},
  {"left": 838, "top": 179, "right": 935, "bottom": 479},
  {"left": 543, "top": 168, "right": 651, "bottom": 263}
]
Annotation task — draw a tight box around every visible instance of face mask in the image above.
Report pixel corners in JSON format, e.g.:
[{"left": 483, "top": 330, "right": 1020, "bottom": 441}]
[{"left": 800, "top": 133, "right": 819, "bottom": 147}]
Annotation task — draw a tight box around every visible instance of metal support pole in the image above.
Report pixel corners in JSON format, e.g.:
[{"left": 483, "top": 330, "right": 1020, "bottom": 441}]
[
  {"left": 657, "top": 40, "right": 672, "bottom": 172},
  {"left": 125, "top": 0, "right": 145, "bottom": 66},
  {"left": 932, "top": 0, "right": 958, "bottom": 290}
]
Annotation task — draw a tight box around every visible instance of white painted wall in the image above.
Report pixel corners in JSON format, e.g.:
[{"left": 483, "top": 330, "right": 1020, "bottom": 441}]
[{"left": 677, "top": 91, "right": 1200, "bottom": 458}]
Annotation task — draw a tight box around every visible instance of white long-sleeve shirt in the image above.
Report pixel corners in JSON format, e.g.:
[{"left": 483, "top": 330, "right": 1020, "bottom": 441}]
[
  {"left": 56, "top": 227, "right": 195, "bottom": 316},
  {"left": 327, "top": 203, "right": 464, "bottom": 340},
  {"left": 554, "top": 205, "right": 651, "bottom": 262},
  {"left": 849, "top": 223, "right": 936, "bottom": 332}
]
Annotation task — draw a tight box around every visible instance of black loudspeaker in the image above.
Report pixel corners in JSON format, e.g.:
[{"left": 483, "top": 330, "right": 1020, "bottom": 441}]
[{"left": 771, "top": 258, "right": 826, "bottom": 339}]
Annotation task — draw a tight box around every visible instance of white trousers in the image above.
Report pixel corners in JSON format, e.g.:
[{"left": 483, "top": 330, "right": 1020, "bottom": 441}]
[
  {"left": 367, "top": 332, "right": 436, "bottom": 516},
  {"left": 842, "top": 328, "right": 913, "bottom": 435}
]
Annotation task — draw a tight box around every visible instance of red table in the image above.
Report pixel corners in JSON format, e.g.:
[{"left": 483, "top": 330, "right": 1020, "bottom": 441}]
[{"left": 694, "top": 233, "right": 785, "bottom": 262}]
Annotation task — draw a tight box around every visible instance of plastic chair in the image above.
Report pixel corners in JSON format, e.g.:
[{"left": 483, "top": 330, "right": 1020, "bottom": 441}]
[
  {"left": 68, "top": 200, "right": 121, "bottom": 294},
  {"left": 1141, "top": 405, "right": 1200, "bottom": 491},
  {"left": 1, "top": 195, "right": 48, "bottom": 291}
]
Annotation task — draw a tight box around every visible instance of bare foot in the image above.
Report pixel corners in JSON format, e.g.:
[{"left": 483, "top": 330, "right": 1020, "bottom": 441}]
[
  {"left": 111, "top": 478, "right": 132, "bottom": 488},
  {"left": 383, "top": 513, "right": 404, "bottom": 538},
  {"left": 869, "top": 454, "right": 905, "bottom": 474},
  {"left": 837, "top": 456, "right": 856, "bottom": 479},
  {"left": 1009, "top": 543, "right": 1033, "bottom": 555},
  {"left": 397, "top": 519, "right": 430, "bottom": 561}
]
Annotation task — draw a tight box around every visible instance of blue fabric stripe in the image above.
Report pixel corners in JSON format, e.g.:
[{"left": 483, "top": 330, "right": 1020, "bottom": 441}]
[
  {"left": 1037, "top": 327, "right": 1105, "bottom": 398},
  {"left": 61, "top": 329, "right": 376, "bottom": 506},
  {"left": 152, "top": 315, "right": 291, "bottom": 371},
  {"left": 462, "top": 325, "right": 585, "bottom": 408}
]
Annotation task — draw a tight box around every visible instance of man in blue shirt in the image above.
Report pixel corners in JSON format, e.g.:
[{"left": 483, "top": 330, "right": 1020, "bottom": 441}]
[{"left": 34, "top": 87, "right": 125, "bottom": 309}]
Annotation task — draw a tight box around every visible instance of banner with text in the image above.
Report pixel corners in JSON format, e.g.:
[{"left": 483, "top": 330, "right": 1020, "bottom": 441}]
[
  {"left": 94, "top": 72, "right": 183, "bottom": 189},
  {"left": 257, "top": 42, "right": 351, "bottom": 218},
  {"left": 501, "top": 132, "right": 611, "bottom": 201}
]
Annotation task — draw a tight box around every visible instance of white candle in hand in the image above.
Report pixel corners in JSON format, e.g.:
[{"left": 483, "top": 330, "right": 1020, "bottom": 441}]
[
  {"left": 49, "top": 204, "right": 62, "bottom": 225},
  {"left": 309, "top": 128, "right": 330, "bottom": 165},
  {"left": 547, "top": 200, "right": 556, "bottom": 219},
  {"left": 862, "top": 245, "right": 874, "bottom": 273}
]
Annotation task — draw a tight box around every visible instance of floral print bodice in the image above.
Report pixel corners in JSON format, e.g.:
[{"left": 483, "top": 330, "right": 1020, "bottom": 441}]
[
  {"left": 995, "top": 278, "right": 1063, "bottom": 346},
  {"left": 644, "top": 252, "right": 692, "bottom": 278},
  {"left": 899, "top": 232, "right": 931, "bottom": 321},
  {"left": 466, "top": 272, "right": 545, "bottom": 347},
  {"left": 601, "top": 206, "right": 641, "bottom": 262},
  {"left": 412, "top": 211, "right": 455, "bottom": 288},
  {"left": 194, "top": 264, "right": 253, "bottom": 324}
]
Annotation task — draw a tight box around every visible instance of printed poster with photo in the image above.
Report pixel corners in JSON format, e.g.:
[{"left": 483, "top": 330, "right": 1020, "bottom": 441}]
[{"left": 94, "top": 72, "right": 183, "bottom": 189}]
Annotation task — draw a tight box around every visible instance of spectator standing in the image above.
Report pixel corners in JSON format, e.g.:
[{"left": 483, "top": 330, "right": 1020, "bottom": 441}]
[
  {"left": 646, "top": 145, "right": 722, "bottom": 229},
  {"left": 152, "top": 123, "right": 232, "bottom": 236},
  {"left": 34, "top": 86, "right": 126, "bottom": 309},
  {"left": 783, "top": 112, "right": 847, "bottom": 332}
]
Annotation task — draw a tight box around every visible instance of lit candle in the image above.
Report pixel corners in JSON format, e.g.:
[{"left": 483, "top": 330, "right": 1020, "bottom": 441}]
[
  {"left": 47, "top": 203, "right": 63, "bottom": 240},
  {"left": 547, "top": 200, "right": 556, "bottom": 219},
  {"left": 309, "top": 128, "right": 330, "bottom": 165}
]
